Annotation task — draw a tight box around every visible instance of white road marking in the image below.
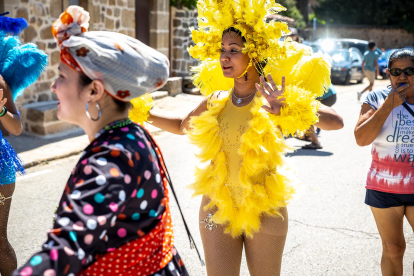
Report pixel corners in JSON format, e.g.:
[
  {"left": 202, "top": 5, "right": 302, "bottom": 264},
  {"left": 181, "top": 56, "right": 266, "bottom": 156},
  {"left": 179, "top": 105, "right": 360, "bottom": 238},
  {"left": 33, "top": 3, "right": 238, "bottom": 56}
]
[{"left": 16, "top": 169, "right": 53, "bottom": 181}]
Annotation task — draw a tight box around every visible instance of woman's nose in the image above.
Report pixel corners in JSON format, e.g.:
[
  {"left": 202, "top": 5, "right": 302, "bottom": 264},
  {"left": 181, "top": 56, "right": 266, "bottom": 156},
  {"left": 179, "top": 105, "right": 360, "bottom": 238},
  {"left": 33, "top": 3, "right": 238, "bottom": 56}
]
[
  {"left": 50, "top": 79, "right": 57, "bottom": 93},
  {"left": 220, "top": 53, "right": 229, "bottom": 62}
]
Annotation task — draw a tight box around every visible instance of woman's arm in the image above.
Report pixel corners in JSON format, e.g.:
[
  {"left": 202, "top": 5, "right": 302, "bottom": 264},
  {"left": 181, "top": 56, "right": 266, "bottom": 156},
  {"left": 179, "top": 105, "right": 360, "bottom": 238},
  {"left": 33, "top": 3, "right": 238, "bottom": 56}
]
[
  {"left": 148, "top": 95, "right": 211, "bottom": 135},
  {"left": 354, "top": 84, "right": 408, "bottom": 147},
  {"left": 314, "top": 104, "right": 344, "bottom": 130},
  {"left": 0, "top": 76, "right": 23, "bottom": 136}
]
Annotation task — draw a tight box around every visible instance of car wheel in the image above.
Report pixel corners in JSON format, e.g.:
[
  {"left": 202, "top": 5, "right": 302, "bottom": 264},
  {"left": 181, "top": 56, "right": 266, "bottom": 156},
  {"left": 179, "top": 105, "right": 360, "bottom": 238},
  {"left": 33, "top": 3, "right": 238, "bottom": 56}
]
[
  {"left": 357, "top": 76, "right": 363, "bottom": 84},
  {"left": 343, "top": 73, "right": 351, "bottom": 85}
]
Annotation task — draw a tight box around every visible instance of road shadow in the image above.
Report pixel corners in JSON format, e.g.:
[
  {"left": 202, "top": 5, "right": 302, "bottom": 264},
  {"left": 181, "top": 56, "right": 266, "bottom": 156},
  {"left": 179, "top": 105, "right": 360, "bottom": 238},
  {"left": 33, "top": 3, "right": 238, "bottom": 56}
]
[
  {"left": 6, "top": 130, "right": 85, "bottom": 154},
  {"left": 287, "top": 148, "right": 333, "bottom": 157}
]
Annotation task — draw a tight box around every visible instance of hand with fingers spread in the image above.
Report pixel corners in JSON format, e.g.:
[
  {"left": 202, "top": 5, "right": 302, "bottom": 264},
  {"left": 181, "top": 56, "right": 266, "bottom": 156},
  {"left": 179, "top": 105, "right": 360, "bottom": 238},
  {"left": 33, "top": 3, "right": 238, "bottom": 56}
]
[
  {"left": 0, "top": 88, "right": 8, "bottom": 113},
  {"left": 255, "top": 74, "right": 286, "bottom": 115}
]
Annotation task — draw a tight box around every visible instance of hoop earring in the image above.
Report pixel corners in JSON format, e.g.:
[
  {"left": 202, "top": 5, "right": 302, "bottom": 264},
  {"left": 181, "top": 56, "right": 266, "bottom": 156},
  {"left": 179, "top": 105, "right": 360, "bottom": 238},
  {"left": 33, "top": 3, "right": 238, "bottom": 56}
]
[
  {"left": 86, "top": 101, "right": 101, "bottom": 121},
  {"left": 245, "top": 73, "right": 248, "bottom": 81}
]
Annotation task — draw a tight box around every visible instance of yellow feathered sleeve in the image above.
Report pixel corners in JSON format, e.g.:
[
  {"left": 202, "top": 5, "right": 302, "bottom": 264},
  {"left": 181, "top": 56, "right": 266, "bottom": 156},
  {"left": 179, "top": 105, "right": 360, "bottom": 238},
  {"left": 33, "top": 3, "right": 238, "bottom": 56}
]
[
  {"left": 129, "top": 94, "right": 154, "bottom": 125},
  {"left": 265, "top": 44, "right": 331, "bottom": 136},
  {"left": 269, "top": 85, "right": 320, "bottom": 137}
]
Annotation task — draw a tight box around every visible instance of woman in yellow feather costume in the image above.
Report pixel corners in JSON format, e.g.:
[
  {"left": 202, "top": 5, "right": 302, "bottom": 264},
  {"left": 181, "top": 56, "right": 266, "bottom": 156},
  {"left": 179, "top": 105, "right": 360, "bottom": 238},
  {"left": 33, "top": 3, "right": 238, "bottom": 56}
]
[{"left": 145, "top": 0, "right": 344, "bottom": 275}]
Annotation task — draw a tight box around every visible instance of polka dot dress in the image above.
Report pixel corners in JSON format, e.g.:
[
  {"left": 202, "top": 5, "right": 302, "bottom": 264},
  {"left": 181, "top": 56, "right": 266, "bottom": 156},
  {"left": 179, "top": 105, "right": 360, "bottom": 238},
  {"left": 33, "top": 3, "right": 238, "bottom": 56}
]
[{"left": 13, "top": 123, "right": 188, "bottom": 276}]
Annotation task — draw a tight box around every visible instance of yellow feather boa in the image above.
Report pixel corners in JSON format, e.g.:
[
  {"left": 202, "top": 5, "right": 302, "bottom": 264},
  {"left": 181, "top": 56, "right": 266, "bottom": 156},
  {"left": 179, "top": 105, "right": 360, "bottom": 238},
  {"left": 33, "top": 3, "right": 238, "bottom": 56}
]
[{"left": 187, "top": 84, "right": 319, "bottom": 237}]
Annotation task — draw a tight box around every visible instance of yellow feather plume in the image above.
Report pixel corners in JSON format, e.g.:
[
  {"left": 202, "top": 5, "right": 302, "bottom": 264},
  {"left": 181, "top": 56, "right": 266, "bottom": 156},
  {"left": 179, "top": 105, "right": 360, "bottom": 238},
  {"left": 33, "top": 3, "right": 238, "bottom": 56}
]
[{"left": 129, "top": 94, "right": 154, "bottom": 125}]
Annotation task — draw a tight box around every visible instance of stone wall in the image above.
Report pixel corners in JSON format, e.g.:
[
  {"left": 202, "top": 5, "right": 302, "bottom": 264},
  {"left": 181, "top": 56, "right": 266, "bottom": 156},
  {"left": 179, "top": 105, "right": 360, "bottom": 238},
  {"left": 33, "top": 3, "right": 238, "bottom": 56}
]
[
  {"left": 307, "top": 25, "right": 414, "bottom": 49},
  {"left": 0, "top": 0, "right": 137, "bottom": 135},
  {"left": 170, "top": 6, "right": 198, "bottom": 77},
  {"left": 150, "top": 0, "right": 169, "bottom": 57}
]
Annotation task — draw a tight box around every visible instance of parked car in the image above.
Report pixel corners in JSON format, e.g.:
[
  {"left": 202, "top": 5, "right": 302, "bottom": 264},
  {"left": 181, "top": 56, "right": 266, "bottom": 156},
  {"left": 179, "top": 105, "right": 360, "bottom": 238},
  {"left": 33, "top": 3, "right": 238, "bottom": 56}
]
[
  {"left": 328, "top": 47, "right": 364, "bottom": 85},
  {"left": 378, "top": 49, "right": 397, "bottom": 78},
  {"left": 315, "top": 38, "right": 383, "bottom": 56}
]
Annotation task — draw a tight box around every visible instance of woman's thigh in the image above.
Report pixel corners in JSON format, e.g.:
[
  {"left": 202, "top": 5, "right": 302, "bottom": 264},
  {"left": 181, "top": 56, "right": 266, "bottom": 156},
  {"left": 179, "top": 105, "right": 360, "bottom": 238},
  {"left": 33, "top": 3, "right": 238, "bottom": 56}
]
[
  {"left": 244, "top": 208, "right": 288, "bottom": 276},
  {"left": 199, "top": 196, "right": 244, "bottom": 276},
  {"left": 370, "top": 206, "right": 405, "bottom": 247}
]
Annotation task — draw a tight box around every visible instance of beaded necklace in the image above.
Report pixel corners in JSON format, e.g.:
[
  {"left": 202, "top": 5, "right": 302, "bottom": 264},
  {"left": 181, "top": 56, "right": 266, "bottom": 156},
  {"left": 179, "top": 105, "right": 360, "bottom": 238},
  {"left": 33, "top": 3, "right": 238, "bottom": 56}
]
[
  {"left": 94, "top": 118, "right": 132, "bottom": 140},
  {"left": 103, "top": 118, "right": 132, "bottom": 131}
]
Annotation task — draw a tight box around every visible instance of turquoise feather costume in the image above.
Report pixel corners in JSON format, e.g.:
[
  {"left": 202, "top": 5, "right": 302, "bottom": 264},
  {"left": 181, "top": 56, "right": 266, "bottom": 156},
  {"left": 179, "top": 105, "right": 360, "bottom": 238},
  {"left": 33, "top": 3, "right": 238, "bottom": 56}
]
[{"left": 0, "top": 13, "right": 47, "bottom": 184}]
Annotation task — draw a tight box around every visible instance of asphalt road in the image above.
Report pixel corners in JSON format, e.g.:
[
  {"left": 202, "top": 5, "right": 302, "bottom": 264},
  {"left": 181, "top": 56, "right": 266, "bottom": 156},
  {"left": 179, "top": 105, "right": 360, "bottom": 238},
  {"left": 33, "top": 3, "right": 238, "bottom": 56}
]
[{"left": 9, "top": 79, "right": 414, "bottom": 276}]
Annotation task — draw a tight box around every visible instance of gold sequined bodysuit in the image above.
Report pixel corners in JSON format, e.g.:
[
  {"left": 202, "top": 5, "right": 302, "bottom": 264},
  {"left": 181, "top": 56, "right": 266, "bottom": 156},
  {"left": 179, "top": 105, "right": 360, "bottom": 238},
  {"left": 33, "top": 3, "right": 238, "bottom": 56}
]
[{"left": 218, "top": 95, "right": 265, "bottom": 208}]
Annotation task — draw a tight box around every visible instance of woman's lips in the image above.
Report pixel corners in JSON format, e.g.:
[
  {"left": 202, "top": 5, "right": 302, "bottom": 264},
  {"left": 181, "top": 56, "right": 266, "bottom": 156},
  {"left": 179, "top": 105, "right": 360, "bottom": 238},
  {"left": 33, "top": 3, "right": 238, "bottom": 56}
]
[{"left": 222, "top": 66, "right": 232, "bottom": 71}]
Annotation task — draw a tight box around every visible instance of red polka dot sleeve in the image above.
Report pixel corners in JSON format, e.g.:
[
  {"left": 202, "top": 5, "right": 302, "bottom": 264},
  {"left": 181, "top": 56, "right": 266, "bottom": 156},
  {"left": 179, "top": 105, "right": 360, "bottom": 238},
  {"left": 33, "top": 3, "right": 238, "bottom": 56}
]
[{"left": 13, "top": 124, "right": 167, "bottom": 276}]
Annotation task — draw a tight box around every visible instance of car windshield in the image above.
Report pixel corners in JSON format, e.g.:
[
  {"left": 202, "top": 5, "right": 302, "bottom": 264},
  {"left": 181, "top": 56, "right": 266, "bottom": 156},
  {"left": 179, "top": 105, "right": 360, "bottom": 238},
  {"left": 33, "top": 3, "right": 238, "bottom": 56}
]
[{"left": 329, "top": 51, "right": 350, "bottom": 63}]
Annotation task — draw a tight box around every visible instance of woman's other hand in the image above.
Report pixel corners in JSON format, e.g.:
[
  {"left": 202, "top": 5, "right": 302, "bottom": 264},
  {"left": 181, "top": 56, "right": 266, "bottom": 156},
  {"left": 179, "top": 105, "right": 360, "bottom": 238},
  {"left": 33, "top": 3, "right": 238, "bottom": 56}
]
[
  {"left": 0, "top": 89, "right": 8, "bottom": 110},
  {"left": 384, "top": 83, "right": 409, "bottom": 109}
]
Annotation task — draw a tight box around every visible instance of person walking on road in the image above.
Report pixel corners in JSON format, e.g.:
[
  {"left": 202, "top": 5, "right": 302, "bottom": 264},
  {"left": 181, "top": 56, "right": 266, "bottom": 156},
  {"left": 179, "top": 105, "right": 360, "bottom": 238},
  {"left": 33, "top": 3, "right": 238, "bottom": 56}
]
[
  {"left": 13, "top": 6, "right": 190, "bottom": 276},
  {"left": 355, "top": 48, "right": 414, "bottom": 275},
  {"left": 148, "top": 1, "right": 343, "bottom": 275},
  {"left": 358, "top": 40, "right": 380, "bottom": 100},
  {"left": 0, "top": 14, "right": 47, "bottom": 276},
  {"left": 302, "top": 84, "right": 338, "bottom": 149}
]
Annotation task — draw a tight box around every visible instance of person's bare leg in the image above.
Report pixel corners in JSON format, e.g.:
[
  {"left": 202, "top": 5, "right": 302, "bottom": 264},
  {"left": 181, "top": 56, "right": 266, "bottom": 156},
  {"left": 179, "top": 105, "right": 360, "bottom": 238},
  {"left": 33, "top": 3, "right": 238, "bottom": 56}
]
[
  {"left": 302, "top": 127, "right": 322, "bottom": 149},
  {"left": 403, "top": 206, "right": 414, "bottom": 274},
  {"left": 0, "top": 183, "right": 17, "bottom": 276},
  {"left": 244, "top": 208, "right": 288, "bottom": 276},
  {"left": 370, "top": 206, "right": 405, "bottom": 276},
  {"left": 199, "top": 196, "right": 244, "bottom": 276}
]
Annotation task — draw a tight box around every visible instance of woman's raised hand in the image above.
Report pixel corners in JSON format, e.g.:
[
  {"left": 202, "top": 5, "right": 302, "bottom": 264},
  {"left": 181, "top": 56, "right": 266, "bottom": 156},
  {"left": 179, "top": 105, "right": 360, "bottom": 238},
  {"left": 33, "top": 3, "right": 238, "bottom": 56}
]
[
  {"left": 386, "top": 83, "right": 409, "bottom": 108},
  {"left": 0, "top": 89, "right": 8, "bottom": 111},
  {"left": 255, "top": 74, "right": 285, "bottom": 115}
]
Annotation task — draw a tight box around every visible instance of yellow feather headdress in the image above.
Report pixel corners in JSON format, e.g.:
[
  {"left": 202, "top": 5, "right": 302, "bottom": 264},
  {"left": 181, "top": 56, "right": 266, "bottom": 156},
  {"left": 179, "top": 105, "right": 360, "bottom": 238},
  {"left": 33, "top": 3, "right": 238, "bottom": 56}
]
[{"left": 189, "top": 0, "right": 290, "bottom": 96}]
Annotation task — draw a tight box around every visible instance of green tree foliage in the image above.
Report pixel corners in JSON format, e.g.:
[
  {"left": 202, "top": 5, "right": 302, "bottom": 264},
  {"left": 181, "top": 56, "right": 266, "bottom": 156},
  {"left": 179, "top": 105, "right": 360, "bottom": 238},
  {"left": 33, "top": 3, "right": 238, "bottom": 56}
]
[
  {"left": 170, "top": 0, "right": 197, "bottom": 10},
  {"left": 277, "top": 0, "right": 306, "bottom": 29},
  {"left": 315, "top": 0, "right": 414, "bottom": 33}
]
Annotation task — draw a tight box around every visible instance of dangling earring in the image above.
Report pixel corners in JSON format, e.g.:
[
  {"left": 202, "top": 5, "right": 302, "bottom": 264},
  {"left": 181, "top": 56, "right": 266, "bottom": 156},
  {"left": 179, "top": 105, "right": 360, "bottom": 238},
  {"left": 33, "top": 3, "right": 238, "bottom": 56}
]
[
  {"left": 86, "top": 101, "right": 101, "bottom": 121},
  {"left": 245, "top": 73, "right": 248, "bottom": 81}
]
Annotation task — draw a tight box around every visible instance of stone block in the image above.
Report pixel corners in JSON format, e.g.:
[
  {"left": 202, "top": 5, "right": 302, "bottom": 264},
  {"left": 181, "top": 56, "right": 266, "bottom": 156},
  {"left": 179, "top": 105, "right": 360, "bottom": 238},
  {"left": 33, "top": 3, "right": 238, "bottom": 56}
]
[
  {"left": 106, "top": 9, "right": 112, "bottom": 16},
  {"left": 37, "top": 18, "right": 43, "bottom": 27},
  {"left": 51, "top": 51, "right": 60, "bottom": 66},
  {"left": 116, "top": 0, "right": 124, "bottom": 6},
  {"left": 109, "top": 0, "right": 116, "bottom": 5},
  {"left": 34, "top": 81, "right": 52, "bottom": 93},
  {"left": 23, "top": 26, "right": 37, "bottom": 42},
  {"left": 128, "top": 0, "right": 134, "bottom": 8},
  {"left": 47, "top": 70, "right": 56, "bottom": 80},
  {"left": 114, "top": 8, "right": 120, "bottom": 17},
  {"left": 173, "top": 48, "right": 183, "bottom": 59},
  {"left": 50, "top": 0, "right": 62, "bottom": 18},
  {"left": 121, "top": 10, "right": 135, "bottom": 28},
  {"left": 44, "top": 121, "right": 78, "bottom": 135},
  {"left": 183, "top": 87, "right": 201, "bottom": 95},
  {"left": 116, "top": 20, "right": 120, "bottom": 29},
  {"left": 105, "top": 17, "right": 114, "bottom": 29},
  {"left": 150, "top": 91, "right": 168, "bottom": 100},
  {"left": 91, "top": 5, "right": 101, "bottom": 24},
  {"left": 163, "top": 77, "right": 182, "bottom": 96},
  {"left": 16, "top": 8, "right": 29, "bottom": 20},
  {"left": 24, "top": 101, "right": 58, "bottom": 123},
  {"left": 173, "top": 19, "right": 180, "bottom": 27},
  {"left": 34, "top": 3, "right": 45, "bottom": 17},
  {"left": 40, "top": 25, "right": 54, "bottom": 39}
]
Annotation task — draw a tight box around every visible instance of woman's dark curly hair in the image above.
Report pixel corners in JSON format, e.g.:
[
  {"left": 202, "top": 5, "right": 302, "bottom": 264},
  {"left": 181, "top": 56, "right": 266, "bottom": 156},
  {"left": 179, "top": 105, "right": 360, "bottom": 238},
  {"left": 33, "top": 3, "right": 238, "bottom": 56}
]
[
  {"left": 388, "top": 48, "right": 414, "bottom": 68},
  {"left": 78, "top": 72, "right": 132, "bottom": 112}
]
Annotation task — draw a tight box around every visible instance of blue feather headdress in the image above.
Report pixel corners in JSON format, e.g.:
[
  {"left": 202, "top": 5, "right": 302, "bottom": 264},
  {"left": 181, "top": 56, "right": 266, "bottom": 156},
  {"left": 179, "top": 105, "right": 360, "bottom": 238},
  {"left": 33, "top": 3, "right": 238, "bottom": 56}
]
[
  {"left": 0, "top": 14, "right": 47, "bottom": 100},
  {"left": 0, "top": 12, "right": 27, "bottom": 36}
]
